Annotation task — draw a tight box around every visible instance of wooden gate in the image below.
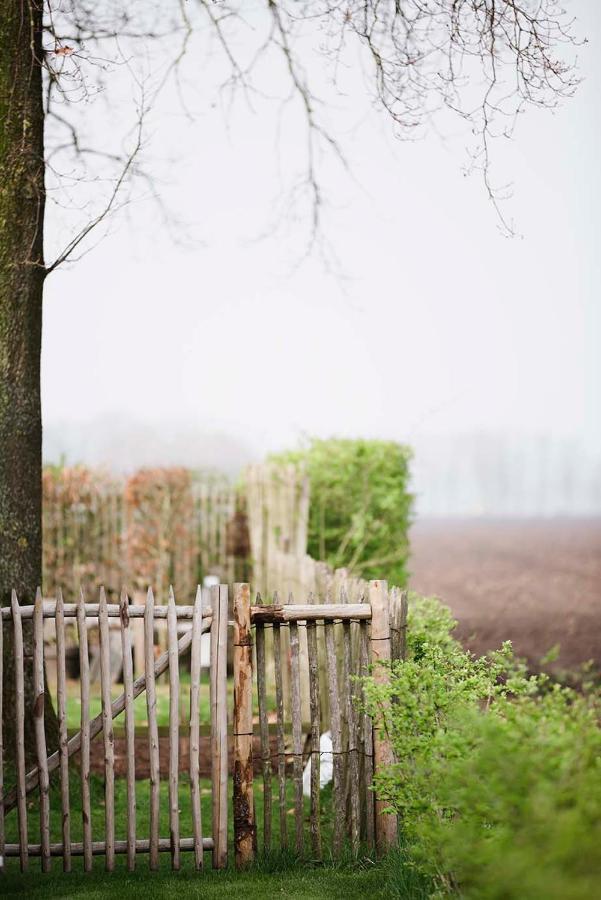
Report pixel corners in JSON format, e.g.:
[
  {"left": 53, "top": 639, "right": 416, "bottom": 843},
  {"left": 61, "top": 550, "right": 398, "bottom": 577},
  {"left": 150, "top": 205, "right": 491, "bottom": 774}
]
[{"left": 0, "top": 584, "right": 229, "bottom": 872}]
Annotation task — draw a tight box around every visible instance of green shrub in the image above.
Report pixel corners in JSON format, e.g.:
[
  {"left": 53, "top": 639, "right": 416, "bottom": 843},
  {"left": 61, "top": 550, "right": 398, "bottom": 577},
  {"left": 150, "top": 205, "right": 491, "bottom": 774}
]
[
  {"left": 365, "top": 595, "right": 601, "bottom": 899},
  {"left": 271, "top": 438, "right": 412, "bottom": 586}
]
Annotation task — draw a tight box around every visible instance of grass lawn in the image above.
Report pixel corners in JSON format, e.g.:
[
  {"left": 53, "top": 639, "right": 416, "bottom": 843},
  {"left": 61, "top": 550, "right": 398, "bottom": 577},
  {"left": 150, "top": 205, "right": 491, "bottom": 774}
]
[
  {"left": 1, "top": 858, "right": 394, "bottom": 899},
  {"left": 62, "top": 671, "right": 220, "bottom": 732},
  {"left": 1, "top": 771, "right": 426, "bottom": 899}
]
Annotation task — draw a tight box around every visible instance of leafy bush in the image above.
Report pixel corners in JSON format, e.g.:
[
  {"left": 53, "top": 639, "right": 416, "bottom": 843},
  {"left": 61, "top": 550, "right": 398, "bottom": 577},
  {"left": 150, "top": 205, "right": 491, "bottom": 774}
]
[
  {"left": 365, "top": 595, "right": 601, "bottom": 899},
  {"left": 271, "top": 438, "right": 412, "bottom": 585}
]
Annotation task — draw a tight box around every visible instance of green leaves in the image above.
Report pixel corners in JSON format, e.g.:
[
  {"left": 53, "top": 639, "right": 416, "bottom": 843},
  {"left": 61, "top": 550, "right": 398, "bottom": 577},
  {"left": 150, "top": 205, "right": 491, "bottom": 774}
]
[
  {"left": 364, "top": 595, "right": 601, "bottom": 899},
  {"left": 270, "top": 438, "right": 412, "bottom": 585}
]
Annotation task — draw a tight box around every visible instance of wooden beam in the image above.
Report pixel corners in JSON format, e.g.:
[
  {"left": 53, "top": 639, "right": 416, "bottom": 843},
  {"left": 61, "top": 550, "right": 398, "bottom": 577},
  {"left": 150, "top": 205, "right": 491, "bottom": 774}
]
[
  {"left": 369, "top": 580, "right": 397, "bottom": 855},
  {"left": 232, "top": 583, "right": 255, "bottom": 868}
]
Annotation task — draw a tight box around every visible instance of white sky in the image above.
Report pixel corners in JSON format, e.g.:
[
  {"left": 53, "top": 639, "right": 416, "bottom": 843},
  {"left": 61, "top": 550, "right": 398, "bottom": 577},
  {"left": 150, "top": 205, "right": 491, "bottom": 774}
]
[{"left": 42, "top": 2, "right": 600, "bottom": 510}]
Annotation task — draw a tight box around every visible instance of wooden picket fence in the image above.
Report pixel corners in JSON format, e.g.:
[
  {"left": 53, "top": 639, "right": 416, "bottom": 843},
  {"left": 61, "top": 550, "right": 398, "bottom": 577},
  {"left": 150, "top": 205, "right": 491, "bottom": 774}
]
[
  {"left": 42, "top": 467, "right": 238, "bottom": 599},
  {"left": 0, "top": 585, "right": 228, "bottom": 873},
  {"left": 234, "top": 580, "right": 407, "bottom": 865},
  {"left": 0, "top": 580, "right": 406, "bottom": 875}
]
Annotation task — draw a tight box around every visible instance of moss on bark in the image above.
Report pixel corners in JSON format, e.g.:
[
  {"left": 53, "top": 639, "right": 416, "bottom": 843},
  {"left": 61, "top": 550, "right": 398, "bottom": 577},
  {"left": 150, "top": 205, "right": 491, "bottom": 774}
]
[{"left": 1, "top": 1, "right": 58, "bottom": 763}]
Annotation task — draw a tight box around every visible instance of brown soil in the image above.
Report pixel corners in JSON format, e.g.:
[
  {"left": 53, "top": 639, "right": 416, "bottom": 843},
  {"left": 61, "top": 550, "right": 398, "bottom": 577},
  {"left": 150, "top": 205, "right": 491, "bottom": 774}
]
[
  {"left": 409, "top": 518, "right": 601, "bottom": 672},
  {"left": 90, "top": 733, "right": 283, "bottom": 779}
]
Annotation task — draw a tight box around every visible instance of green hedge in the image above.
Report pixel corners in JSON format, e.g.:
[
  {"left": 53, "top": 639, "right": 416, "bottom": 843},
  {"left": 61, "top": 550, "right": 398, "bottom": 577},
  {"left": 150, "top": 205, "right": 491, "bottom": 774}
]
[
  {"left": 271, "top": 438, "right": 412, "bottom": 586},
  {"left": 365, "top": 596, "right": 601, "bottom": 899}
]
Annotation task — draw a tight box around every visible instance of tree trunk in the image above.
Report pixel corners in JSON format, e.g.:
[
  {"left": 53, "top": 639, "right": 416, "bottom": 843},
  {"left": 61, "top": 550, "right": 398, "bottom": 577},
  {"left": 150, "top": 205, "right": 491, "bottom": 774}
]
[{"left": 1, "top": 1, "right": 59, "bottom": 764}]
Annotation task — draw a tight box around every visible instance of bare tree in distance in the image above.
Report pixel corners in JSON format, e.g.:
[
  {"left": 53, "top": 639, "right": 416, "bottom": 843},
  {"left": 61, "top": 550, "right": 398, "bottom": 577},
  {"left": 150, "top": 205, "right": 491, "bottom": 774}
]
[{"left": 0, "top": 0, "right": 580, "bottom": 761}]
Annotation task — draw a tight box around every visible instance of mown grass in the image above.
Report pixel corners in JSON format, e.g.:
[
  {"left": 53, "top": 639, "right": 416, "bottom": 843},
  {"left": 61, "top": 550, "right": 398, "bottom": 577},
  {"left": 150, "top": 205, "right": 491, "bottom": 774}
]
[
  {"left": 61, "top": 671, "right": 222, "bottom": 731},
  {"left": 1, "top": 772, "right": 429, "bottom": 898}
]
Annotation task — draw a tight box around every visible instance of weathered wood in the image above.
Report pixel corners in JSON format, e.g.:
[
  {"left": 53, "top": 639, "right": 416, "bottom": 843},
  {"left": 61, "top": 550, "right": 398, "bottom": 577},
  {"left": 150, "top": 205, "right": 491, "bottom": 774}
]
[
  {"left": 359, "top": 620, "right": 375, "bottom": 850},
  {"left": 120, "top": 590, "right": 136, "bottom": 871},
  {"left": 254, "top": 592, "right": 272, "bottom": 852},
  {"left": 77, "top": 592, "right": 92, "bottom": 871},
  {"left": 272, "top": 617, "right": 288, "bottom": 849},
  {"left": 33, "top": 588, "right": 51, "bottom": 872},
  {"left": 4, "top": 836, "right": 214, "bottom": 857},
  {"left": 306, "top": 611, "right": 322, "bottom": 859},
  {"left": 132, "top": 598, "right": 145, "bottom": 676},
  {"left": 210, "top": 584, "right": 228, "bottom": 869},
  {"left": 144, "top": 587, "right": 160, "bottom": 870},
  {"left": 325, "top": 618, "right": 344, "bottom": 857},
  {"left": 12, "top": 591, "right": 28, "bottom": 872},
  {"left": 250, "top": 603, "right": 371, "bottom": 623},
  {"left": 289, "top": 620, "right": 304, "bottom": 854},
  {"left": 3, "top": 610, "right": 206, "bottom": 815},
  {"left": 389, "top": 588, "right": 399, "bottom": 662},
  {"left": 167, "top": 587, "right": 180, "bottom": 870},
  {"left": 369, "top": 580, "right": 397, "bottom": 854},
  {"left": 0, "top": 601, "right": 213, "bottom": 620},
  {"left": 189, "top": 585, "right": 203, "bottom": 871},
  {"left": 55, "top": 588, "right": 71, "bottom": 871},
  {"left": 233, "top": 583, "right": 255, "bottom": 867},
  {"left": 343, "top": 618, "right": 360, "bottom": 857},
  {"left": 98, "top": 588, "right": 115, "bottom": 871}
]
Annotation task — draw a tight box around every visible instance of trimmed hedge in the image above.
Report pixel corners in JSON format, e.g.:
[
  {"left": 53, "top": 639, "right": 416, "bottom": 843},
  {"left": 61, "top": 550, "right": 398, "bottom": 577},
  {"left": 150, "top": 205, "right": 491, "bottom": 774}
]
[{"left": 271, "top": 438, "right": 412, "bottom": 586}]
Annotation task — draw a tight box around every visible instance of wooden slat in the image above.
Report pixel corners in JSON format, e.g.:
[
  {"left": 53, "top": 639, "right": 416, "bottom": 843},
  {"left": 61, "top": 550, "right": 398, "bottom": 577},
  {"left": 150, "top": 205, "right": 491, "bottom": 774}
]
[
  {"left": 120, "top": 590, "right": 136, "bottom": 871},
  {"left": 288, "top": 619, "right": 303, "bottom": 854},
  {"left": 306, "top": 610, "right": 322, "bottom": 859},
  {"left": 4, "top": 836, "right": 214, "bottom": 857},
  {"left": 0, "top": 602, "right": 213, "bottom": 620},
  {"left": 132, "top": 603, "right": 145, "bottom": 676},
  {"left": 343, "top": 618, "right": 360, "bottom": 857},
  {"left": 325, "top": 618, "right": 344, "bottom": 857},
  {"left": 77, "top": 592, "right": 92, "bottom": 871},
  {"left": 272, "top": 616, "right": 288, "bottom": 849},
  {"left": 360, "top": 620, "right": 375, "bottom": 850},
  {"left": 369, "top": 580, "right": 397, "bottom": 854},
  {"left": 0, "top": 591, "right": 4, "bottom": 874},
  {"left": 233, "top": 583, "right": 255, "bottom": 868},
  {"left": 390, "top": 587, "right": 400, "bottom": 662},
  {"left": 210, "top": 584, "right": 228, "bottom": 869},
  {"left": 99, "top": 587, "right": 115, "bottom": 871},
  {"left": 189, "top": 586, "right": 204, "bottom": 870},
  {"left": 167, "top": 587, "right": 180, "bottom": 870},
  {"left": 255, "top": 593, "right": 272, "bottom": 852},
  {"left": 144, "top": 587, "right": 160, "bottom": 870},
  {"left": 55, "top": 588, "right": 71, "bottom": 871},
  {"left": 33, "top": 588, "right": 51, "bottom": 872},
  {"left": 250, "top": 603, "right": 371, "bottom": 623},
  {"left": 12, "top": 591, "right": 28, "bottom": 872}
]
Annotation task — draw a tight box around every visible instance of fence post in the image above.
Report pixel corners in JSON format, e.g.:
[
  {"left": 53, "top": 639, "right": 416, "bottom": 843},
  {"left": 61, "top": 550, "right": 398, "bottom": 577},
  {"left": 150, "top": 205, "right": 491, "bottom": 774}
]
[
  {"left": 233, "top": 583, "right": 256, "bottom": 867},
  {"left": 369, "top": 579, "right": 397, "bottom": 855},
  {"left": 210, "top": 584, "right": 229, "bottom": 869}
]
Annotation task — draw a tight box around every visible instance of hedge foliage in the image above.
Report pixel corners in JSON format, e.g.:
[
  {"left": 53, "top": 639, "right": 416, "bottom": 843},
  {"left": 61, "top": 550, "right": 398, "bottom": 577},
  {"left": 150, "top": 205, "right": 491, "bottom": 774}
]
[
  {"left": 271, "top": 438, "right": 413, "bottom": 586},
  {"left": 365, "top": 597, "right": 601, "bottom": 899}
]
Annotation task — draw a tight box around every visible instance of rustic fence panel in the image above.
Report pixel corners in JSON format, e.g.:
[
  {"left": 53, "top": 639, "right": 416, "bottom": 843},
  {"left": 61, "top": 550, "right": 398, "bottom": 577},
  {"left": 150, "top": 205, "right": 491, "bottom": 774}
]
[
  {"left": 42, "top": 467, "right": 237, "bottom": 601},
  {"left": 236, "top": 580, "right": 398, "bottom": 865},
  {"left": 0, "top": 587, "right": 224, "bottom": 872},
  {"left": 2, "top": 578, "right": 402, "bottom": 877}
]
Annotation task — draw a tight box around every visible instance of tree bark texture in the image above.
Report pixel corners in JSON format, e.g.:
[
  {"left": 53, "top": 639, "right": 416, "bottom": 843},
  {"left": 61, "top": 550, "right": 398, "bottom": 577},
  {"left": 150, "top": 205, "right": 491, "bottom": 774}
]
[{"left": 1, "top": 1, "right": 58, "bottom": 763}]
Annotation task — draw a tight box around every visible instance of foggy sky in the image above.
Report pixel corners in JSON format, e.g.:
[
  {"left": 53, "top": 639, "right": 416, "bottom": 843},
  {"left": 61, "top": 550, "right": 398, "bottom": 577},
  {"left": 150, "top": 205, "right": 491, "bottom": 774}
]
[{"left": 42, "top": 1, "right": 601, "bottom": 515}]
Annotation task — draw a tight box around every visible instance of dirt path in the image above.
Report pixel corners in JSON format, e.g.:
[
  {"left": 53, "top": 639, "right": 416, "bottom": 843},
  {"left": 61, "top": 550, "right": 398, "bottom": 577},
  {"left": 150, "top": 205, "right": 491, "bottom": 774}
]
[{"left": 409, "top": 518, "right": 601, "bottom": 672}]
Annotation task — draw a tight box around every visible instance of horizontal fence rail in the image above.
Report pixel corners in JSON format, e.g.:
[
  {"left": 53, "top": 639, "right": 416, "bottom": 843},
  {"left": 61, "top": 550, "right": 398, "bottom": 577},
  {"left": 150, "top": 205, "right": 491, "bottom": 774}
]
[{"left": 1, "top": 578, "right": 407, "bottom": 877}]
